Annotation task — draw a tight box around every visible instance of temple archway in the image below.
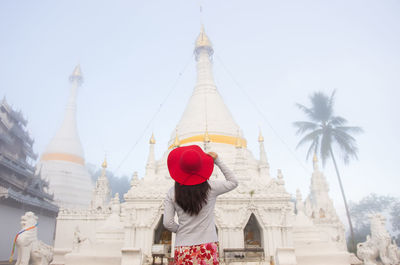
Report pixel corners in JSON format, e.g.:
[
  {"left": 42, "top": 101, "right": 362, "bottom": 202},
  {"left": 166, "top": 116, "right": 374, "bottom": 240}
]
[{"left": 244, "top": 213, "right": 263, "bottom": 248}]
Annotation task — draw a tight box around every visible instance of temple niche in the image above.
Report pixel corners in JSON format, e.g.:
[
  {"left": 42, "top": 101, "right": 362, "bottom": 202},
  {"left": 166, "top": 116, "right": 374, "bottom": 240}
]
[
  {"left": 244, "top": 214, "right": 263, "bottom": 248},
  {"left": 50, "top": 27, "right": 354, "bottom": 265},
  {"left": 153, "top": 215, "right": 172, "bottom": 252}
]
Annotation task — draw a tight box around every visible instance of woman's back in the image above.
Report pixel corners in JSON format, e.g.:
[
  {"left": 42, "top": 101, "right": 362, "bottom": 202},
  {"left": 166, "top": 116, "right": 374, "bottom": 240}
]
[{"left": 163, "top": 157, "right": 238, "bottom": 247}]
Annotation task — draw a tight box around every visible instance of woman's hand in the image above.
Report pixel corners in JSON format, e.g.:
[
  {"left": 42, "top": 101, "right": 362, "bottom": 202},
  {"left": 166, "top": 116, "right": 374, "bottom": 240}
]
[{"left": 207, "top": 152, "right": 218, "bottom": 161}]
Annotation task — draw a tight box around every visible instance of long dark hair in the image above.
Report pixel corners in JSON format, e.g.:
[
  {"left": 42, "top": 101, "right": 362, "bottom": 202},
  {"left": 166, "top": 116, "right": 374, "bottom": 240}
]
[{"left": 175, "top": 181, "right": 211, "bottom": 216}]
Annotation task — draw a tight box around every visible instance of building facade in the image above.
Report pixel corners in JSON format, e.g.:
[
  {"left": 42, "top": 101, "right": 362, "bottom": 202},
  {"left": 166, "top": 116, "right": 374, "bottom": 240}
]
[{"left": 0, "top": 98, "right": 58, "bottom": 261}]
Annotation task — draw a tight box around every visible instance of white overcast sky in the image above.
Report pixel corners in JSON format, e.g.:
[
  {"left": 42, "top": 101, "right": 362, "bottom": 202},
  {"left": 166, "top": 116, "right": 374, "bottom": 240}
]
[{"left": 1, "top": 1, "right": 399, "bottom": 211}]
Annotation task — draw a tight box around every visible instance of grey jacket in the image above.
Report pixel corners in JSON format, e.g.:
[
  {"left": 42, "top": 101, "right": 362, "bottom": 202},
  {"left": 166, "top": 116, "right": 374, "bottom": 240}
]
[{"left": 163, "top": 157, "right": 238, "bottom": 247}]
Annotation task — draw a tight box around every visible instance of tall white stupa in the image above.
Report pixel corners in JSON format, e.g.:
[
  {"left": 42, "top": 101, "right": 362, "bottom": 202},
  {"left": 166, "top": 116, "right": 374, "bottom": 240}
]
[
  {"left": 38, "top": 65, "right": 93, "bottom": 208},
  {"left": 158, "top": 26, "right": 269, "bottom": 183}
]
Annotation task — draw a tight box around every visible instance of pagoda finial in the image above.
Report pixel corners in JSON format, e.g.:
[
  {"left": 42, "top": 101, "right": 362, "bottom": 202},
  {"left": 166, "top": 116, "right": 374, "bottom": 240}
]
[
  {"left": 258, "top": 128, "right": 264, "bottom": 142},
  {"left": 313, "top": 152, "right": 319, "bottom": 171},
  {"left": 195, "top": 25, "right": 212, "bottom": 48},
  {"left": 69, "top": 64, "right": 83, "bottom": 85},
  {"left": 204, "top": 128, "right": 211, "bottom": 143},
  {"left": 149, "top": 132, "right": 156, "bottom": 144},
  {"left": 195, "top": 25, "right": 213, "bottom": 58},
  {"left": 173, "top": 129, "right": 180, "bottom": 148},
  {"left": 102, "top": 156, "right": 107, "bottom": 169}
]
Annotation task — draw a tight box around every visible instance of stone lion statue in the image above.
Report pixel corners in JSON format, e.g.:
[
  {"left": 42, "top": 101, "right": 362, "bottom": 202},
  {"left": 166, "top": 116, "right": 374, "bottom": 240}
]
[
  {"left": 357, "top": 214, "right": 399, "bottom": 265},
  {"left": 15, "top": 212, "right": 53, "bottom": 265}
]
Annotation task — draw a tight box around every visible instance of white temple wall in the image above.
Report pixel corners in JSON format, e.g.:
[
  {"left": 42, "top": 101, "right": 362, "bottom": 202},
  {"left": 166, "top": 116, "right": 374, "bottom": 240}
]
[
  {"left": 53, "top": 217, "right": 105, "bottom": 250},
  {"left": 221, "top": 228, "right": 244, "bottom": 249},
  {"left": 262, "top": 229, "right": 272, "bottom": 258},
  {"left": 0, "top": 203, "right": 56, "bottom": 261},
  {"left": 134, "top": 228, "right": 153, "bottom": 256}
]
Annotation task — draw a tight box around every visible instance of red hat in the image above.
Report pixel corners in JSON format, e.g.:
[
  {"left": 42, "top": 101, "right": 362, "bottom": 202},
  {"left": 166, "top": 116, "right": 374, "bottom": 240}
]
[{"left": 167, "top": 145, "right": 214, "bottom": 185}]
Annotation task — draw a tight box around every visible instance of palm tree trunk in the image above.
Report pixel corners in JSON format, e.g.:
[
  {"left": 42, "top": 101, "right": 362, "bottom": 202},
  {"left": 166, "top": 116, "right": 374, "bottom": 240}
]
[{"left": 329, "top": 147, "right": 355, "bottom": 251}]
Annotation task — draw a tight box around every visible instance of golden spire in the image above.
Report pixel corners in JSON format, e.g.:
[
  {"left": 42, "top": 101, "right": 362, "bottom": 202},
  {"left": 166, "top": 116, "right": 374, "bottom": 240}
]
[
  {"left": 204, "top": 128, "right": 211, "bottom": 143},
  {"left": 258, "top": 129, "right": 264, "bottom": 143},
  {"left": 102, "top": 156, "right": 107, "bottom": 168},
  {"left": 173, "top": 129, "right": 180, "bottom": 148},
  {"left": 149, "top": 133, "right": 156, "bottom": 144},
  {"left": 313, "top": 152, "right": 318, "bottom": 163},
  {"left": 69, "top": 64, "right": 83, "bottom": 84},
  {"left": 313, "top": 152, "right": 319, "bottom": 171},
  {"left": 72, "top": 64, "right": 82, "bottom": 77},
  {"left": 195, "top": 25, "right": 212, "bottom": 49}
]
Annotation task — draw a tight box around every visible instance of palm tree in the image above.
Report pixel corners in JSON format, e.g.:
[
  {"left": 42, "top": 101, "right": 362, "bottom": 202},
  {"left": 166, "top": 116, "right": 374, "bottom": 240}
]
[{"left": 293, "top": 90, "right": 363, "bottom": 251}]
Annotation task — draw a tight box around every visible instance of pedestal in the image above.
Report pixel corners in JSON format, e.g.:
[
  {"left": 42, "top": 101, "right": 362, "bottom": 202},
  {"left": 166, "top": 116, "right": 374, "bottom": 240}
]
[
  {"left": 275, "top": 248, "right": 297, "bottom": 265},
  {"left": 121, "top": 248, "right": 142, "bottom": 265}
]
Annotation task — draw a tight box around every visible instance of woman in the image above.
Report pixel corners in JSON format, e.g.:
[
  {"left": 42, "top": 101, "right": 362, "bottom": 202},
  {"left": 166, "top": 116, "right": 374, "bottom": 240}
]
[{"left": 163, "top": 145, "right": 238, "bottom": 265}]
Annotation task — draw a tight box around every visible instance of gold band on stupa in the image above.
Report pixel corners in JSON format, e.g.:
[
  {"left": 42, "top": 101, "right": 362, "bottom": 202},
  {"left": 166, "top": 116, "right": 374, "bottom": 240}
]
[
  {"left": 168, "top": 134, "right": 247, "bottom": 149},
  {"left": 41, "top": 153, "right": 85, "bottom": 165}
]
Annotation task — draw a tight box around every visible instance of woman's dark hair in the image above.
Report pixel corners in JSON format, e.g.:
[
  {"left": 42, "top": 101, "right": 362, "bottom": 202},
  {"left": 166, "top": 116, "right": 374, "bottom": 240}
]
[{"left": 175, "top": 181, "right": 211, "bottom": 216}]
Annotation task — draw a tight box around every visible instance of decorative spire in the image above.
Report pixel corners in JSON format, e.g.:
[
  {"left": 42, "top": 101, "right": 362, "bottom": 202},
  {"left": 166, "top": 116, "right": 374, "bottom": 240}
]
[
  {"left": 102, "top": 156, "right": 107, "bottom": 169},
  {"left": 195, "top": 25, "right": 212, "bottom": 49},
  {"left": 313, "top": 153, "right": 318, "bottom": 162},
  {"left": 258, "top": 129, "right": 264, "bottom": 143},
  {"left": 258, "top": 128, "right": 270, "bottom": 179},
  {"left": 130, "top": 171, "right": 139, "bottom": 187},
  {"left": 203, "top": 127, "right": 211, "bottom": 151},
  {"left": 203, "top": 128, "right": 211, "bottom": 143},
  {"left": 91, "top": 158, "right": 111, "bottom": 210},
  {"left": 69, "top": 64, "right": 83, "bottom": 85},
  {"left": 313, "top": 152, "right": 319, "bottom": 171},
  {"left": 195, "top": 25, "right": 214, "bottom": 60},
  {"left": 149, "top": 133, "right": 156, "bottom": 144},
  {"left": 276, "top": 169, "right": 284, "bottom": 186},
  {"left": 145, "top": 133, "right": 156, "bottom": 177},
  {"left": 173, "top": 129, "right": 180, "bottom": 148}
]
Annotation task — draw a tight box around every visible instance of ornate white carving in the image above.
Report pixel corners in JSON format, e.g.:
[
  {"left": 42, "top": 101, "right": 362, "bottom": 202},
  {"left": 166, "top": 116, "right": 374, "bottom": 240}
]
[
  {"left": 72, "top": 226, "right": 89, "bottom": 253},
  {"left": 357, "top": 214, "right": 400, "bottom": 265},
  {"left": 91, "top": 166, "right": 111, "bottom": 211},
  {"left": 304, "top": 158, "right": 346, "bottom": 248},
  {"left": 15, "top": 212, "right": 53, "bottom": 265},
  {"left": 101, "top": 193, "right": 123, "bottom": 229}
]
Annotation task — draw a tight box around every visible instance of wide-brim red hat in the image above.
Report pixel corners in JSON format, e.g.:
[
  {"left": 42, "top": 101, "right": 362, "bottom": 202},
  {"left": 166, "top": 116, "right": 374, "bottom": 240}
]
[{"left": 167, "top": 145, "right": 214, "bottom": 185}]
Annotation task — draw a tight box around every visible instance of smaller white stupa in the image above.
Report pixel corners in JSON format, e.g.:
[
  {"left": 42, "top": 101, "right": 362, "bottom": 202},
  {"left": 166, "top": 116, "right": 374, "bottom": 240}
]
[{"left": 38, "top": 65, "right": 93, "bottom": 208}]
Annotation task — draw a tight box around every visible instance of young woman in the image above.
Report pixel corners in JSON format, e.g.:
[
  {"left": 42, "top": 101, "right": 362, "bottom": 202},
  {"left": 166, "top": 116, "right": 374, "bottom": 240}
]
[{"left": 163, "top": 145, "right": 238, "bottom": 265}]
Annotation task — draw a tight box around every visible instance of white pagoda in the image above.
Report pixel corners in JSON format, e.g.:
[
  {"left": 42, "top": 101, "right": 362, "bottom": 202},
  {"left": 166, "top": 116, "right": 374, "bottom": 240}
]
[
  {"left": 38, "top": 65, "right": 93, "bottom": 208},
  {"left": 51, "top": 27, "right": 351, "bottom": 265}
]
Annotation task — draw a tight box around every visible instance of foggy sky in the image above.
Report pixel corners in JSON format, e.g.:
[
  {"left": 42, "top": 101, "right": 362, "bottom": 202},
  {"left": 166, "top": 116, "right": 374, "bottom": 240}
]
[{"left": 1, "top": 0, "right": 399, "bottom": 214}]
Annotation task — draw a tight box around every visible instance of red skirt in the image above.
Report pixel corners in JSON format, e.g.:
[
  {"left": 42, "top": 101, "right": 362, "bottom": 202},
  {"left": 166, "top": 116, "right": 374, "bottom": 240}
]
[{"left": 174, "top": 242, "right": 219, "bottom": 265}]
